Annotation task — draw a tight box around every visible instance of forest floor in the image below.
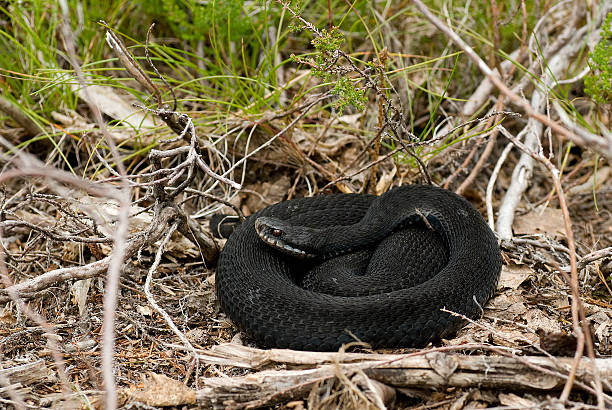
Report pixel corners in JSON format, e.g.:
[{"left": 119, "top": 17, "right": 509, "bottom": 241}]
[{"left": 1, "top": 0, "right": 611, "bottom": 409}]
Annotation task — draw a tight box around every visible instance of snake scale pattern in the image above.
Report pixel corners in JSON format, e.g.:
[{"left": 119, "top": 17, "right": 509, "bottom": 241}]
[{"left": 215, "top": 185, "right": 502, "bottom": 351}]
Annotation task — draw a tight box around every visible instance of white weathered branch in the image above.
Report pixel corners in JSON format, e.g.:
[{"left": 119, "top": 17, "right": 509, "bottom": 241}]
[
  {"left": 496, "top": 4, "right": 612, "bottom": 239},
  {"left": 188, "top": 344, "right": 612, "bottom": 408}
]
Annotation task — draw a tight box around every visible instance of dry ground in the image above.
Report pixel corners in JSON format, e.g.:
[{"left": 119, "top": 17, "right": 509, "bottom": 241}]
[{"left": 1, "top": 1, "right": 612, "bottom": 409}]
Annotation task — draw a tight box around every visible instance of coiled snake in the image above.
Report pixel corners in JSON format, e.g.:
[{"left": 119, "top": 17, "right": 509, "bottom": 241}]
[{"left": 215, "top": 185, "right": 501, "bottom": 351}]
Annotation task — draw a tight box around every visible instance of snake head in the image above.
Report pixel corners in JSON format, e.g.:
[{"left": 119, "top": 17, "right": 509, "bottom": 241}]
[{"left": 255, "top": 217, "right": 317, "bottom": 258}]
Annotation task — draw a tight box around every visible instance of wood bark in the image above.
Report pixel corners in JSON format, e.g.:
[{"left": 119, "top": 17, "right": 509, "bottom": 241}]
[{"left": 192, "top": 344, "right": 611, "bottom": 408}]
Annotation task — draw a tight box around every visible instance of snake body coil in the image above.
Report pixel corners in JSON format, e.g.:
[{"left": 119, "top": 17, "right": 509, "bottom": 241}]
[{"left": 215, "top": 185, "right": 501, "bottom": 351}]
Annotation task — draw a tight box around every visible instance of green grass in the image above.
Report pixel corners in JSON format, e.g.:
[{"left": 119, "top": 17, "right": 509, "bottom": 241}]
[{"left": 0, "top": 0, "right": 596, "bottom": 179}]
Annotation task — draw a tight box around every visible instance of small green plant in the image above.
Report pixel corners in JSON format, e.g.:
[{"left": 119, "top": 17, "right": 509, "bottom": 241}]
[
  {"left": 141, "top": 0, "right": 250, "bottom": 43},
  {"left": 332, "top": 76, "right": 367, "bottom": 112},
  {"left": 291, "top": 21, "right": 367, "bottom": 112},
  {"left": 585, "top": 12, "right": 612, "bottom": 105},
  {"left": 311, "top": 27, "right": 366, "bottom": 112}
]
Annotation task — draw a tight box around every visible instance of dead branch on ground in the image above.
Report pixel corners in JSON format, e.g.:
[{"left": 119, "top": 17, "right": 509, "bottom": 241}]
[{"left": 167, "top": 344, "right": 612, "bottom": 408}]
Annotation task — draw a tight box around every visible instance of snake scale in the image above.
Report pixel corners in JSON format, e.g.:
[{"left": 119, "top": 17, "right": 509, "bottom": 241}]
[{"left": 215, "top": 185, "right": 502, "bottom": 351}]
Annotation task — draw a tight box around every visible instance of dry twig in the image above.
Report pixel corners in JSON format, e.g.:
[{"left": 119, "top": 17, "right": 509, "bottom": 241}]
[
  {"left": 188, "top": 344, "right": 612, "bottom": 408},
  {"left": 496, "top": 125, "right": 603, "bottom": 406}
]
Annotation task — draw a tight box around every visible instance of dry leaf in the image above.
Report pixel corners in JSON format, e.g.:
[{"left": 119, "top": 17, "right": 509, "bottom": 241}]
[
  {"left": 426, "top": 352, "right": 458, "bottom": 379},
  {"left": 375, "top": 164, "right": 397, "bottom": 196},
  {"left": 127, "top": 372, "right": 196, "bottom": 406},
  {"left": 0, "top": 307, "right": 16, "bottom": 326},
  {"left": 70, "top": 79, "right": 156, "bottom": 130},
  {"left": 498, "top": 264, "right": 533, "bottom": 289},
  {"left": 487, "top": 293, "right": 528, "bottom": 315},
  {"left": 186, "top": 328, "right": 208, "bottom": 345},
  {"left": 244, "top": 175, "right": 291, "bottom": 214},
  {"left": 523, "top": 309, "right": 562, "bottom": 333},
  {"left": 513, "top": 207, "right": 565, "bottom": 238},
  {"left": 70, "top": 279, "right": 92, "bottom": 317},
  {"left": 286, "top": 401, "right": 306, "bottom": 410},
  {"left": 62, "top": 242, "right": 79, "bottom": 261},
  {"left": 293, "top": 129, "right": 357, "bottom": 156},
  {"left": 591, "top": 311, "right": 611, "bottom": 345},
  {"left": 490, "top": 327, "right": 538, "bottom": 346},
  {"left": 538, "top": 331, "right": 578, "bottom": 356},
  {"left": 80, "top": 197, "right": 199, "bottom": 259},
  {"left": 136, "top": 305, "right": 153, "bottom": 317},
  {"left": 51, "top": 109, "right": 147, "bottom": 143}
]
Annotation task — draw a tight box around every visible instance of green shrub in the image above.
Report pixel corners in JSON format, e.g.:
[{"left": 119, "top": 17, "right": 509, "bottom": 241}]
[
  {"left": 585, "top": 12, "right": 612, "bottom": 105},
  {"left": 140, "top": 0, "right": 249, "bottom": 43}
]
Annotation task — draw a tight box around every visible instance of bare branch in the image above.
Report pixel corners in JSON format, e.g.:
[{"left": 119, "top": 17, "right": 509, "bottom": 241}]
[
  {"left": 0, "top": 207, "right": 178, "bottom": 303},
  {"left": 412, "top": 0, "right": 611, "bottom": 159},
  {"left": 496, "top": 125, "right": 603, "bottom": 405}
]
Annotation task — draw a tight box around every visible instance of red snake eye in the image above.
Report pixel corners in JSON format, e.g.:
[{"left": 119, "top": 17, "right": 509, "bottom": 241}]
[{"left": 272, "top": 229, "right": 282, "bottom": 237}]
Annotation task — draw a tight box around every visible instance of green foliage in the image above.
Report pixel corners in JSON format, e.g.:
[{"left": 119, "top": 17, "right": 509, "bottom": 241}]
[
  {"left": 311, "top": 27, "right": 345, "bottom": 59},
  {"left": 140, "top": 0, "right": 249, "bottom": 43},
  {"left": 0, "top": 1, "right": 65, "bottom": 116},
  {"left": 332, "top": 76, "right": 367, "bottom": 112},
  {"left": 286, "top": 0, "right": 306, "bottom": 32},
  {"left": 292, "top": 24, "right": 366, "bottom": 113},
  {"left": 309, "top": 26, "right": 344, "bottom": 80},
  {"left": 585, "top": 12, "right": 612, "bottom": 105},
  {"left": 313, "top": 28, "right": 366, "bottom": 112},
  {"left": 0, "top": 0, "right": 138, "bottom": 116},
  {"left": 492, "top": 0, "right": 539, "bottom": 52}
]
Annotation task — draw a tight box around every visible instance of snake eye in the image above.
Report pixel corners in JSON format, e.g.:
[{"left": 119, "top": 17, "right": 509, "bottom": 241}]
[{"left": 272, "top": 229, "right": 282, "bottom": 237}]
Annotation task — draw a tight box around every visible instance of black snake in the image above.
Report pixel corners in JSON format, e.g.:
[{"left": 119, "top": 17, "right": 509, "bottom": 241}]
[{"left": 215, "top": 185, "right": 502, "bottom": 351}]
